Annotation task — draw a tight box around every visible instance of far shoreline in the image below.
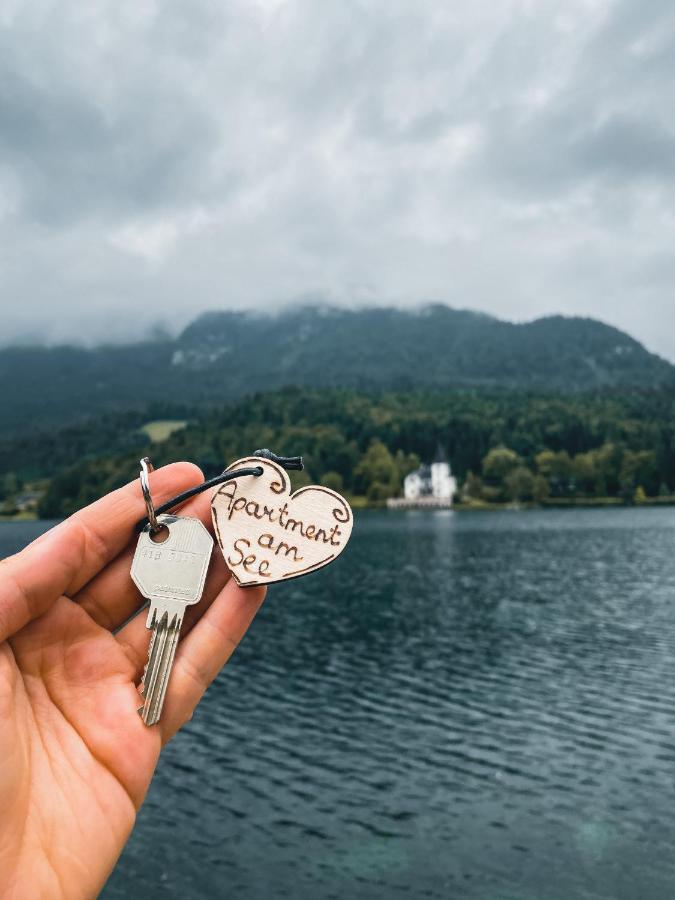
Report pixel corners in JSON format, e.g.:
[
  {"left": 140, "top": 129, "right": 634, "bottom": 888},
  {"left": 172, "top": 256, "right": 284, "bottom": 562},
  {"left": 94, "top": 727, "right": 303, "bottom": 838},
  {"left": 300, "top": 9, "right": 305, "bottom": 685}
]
[
  {"left": 3, "top": 495, "right": 675, "bottom": 525},
  {"left": 358, "top": 495, "right": 675, "bottom": 512}
]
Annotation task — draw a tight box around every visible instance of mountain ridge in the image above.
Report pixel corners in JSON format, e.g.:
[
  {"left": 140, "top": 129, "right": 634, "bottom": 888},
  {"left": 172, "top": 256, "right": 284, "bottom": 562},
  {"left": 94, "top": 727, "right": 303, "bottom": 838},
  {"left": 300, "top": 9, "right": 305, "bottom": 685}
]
[{"left": 0, "top": 304, "right": 672, "bottom": 437}]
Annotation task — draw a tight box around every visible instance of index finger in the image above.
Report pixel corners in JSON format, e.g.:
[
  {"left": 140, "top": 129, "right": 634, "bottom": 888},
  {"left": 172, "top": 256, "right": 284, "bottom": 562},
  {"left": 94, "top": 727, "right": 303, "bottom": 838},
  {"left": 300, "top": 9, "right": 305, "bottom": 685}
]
[{"left": 0, "top": 461, "right": 203, "bottom": 643}]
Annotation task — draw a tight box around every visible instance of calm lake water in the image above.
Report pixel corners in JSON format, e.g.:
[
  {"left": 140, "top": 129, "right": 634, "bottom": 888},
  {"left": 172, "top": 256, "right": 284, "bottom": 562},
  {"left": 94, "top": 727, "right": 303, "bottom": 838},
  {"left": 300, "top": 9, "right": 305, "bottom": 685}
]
[{"left": 3, "top": 507, "right": 675, "bottom": 899}]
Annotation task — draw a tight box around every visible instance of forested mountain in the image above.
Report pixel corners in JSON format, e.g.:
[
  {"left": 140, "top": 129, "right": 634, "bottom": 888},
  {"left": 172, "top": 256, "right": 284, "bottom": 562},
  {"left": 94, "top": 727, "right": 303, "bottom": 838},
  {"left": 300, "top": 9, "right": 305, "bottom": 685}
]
[
  {"left": 17, "top": 386, "right": 675, "bottom": 517},
  {"left": 1, "top": 305, "right": 672, "bottom": 436}
]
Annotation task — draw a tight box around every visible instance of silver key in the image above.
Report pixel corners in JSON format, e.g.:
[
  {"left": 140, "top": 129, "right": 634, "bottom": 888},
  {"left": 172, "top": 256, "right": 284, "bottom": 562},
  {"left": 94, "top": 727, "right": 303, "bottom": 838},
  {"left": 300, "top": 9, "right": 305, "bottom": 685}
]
[{"left": 130, "top": 514, "right": 214, "bottom": 726}]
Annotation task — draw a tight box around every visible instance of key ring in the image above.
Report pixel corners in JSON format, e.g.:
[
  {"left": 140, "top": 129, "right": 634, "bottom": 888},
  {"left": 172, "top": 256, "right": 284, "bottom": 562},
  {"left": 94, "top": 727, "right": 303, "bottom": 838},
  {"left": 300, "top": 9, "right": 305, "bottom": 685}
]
[{"left": 139, "top": 457, "right": 160, "bottom": 534}]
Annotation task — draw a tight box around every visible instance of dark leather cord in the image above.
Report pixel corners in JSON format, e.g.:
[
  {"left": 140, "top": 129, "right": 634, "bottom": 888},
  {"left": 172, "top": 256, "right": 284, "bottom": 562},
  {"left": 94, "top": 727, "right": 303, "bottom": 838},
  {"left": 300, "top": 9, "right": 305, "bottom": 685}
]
[
  {"left": 153, "top": 465, "right": 264, "bottom": 521},
  {"left": 136, "top": 449, "right": 303, "bottom": 532},
  {"left": 253, "top": 448, "right": 304, "bottom": 470}
]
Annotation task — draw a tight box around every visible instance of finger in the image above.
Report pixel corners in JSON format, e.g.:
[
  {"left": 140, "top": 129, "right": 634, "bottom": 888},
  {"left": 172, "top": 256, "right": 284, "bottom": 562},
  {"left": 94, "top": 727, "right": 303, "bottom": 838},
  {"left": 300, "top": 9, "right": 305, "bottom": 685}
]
[
  {"left": 160, "top": 581, "right": 266, "bottom": 741},
  {"left": 74, "top": 487, "right": 222, "bottom": 631},
  {"left": 114, "top": 552, "right": 233, "bottom": 676},
  {"left": 0, "top": 462, "right": 202, "bottom": 643}
]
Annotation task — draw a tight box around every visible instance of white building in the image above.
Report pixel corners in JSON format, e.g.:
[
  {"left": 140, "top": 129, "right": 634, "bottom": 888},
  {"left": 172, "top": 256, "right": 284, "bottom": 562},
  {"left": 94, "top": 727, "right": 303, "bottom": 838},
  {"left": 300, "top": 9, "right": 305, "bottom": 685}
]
[{"left": 403, "top": 446, "right": 457, "bottom": 504}]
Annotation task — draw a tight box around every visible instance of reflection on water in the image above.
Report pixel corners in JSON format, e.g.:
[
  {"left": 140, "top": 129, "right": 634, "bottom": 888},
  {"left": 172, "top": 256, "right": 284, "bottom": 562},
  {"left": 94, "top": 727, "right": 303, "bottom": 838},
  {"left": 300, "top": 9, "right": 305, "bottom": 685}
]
[{"left": 4, "top": 508, "right": 675, "bottom": 899}]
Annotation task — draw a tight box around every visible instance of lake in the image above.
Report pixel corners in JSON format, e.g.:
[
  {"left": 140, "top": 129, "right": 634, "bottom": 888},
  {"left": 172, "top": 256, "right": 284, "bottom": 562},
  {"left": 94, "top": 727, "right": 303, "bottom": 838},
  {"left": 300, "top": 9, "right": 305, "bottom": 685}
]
[{"left": 3, "top": 507, "right": 675, "bottom": 899}]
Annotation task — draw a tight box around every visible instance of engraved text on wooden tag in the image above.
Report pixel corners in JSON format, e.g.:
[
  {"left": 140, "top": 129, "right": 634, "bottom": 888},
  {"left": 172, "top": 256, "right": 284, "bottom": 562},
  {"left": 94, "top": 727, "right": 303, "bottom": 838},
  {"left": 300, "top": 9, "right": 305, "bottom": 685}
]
[{"left": 211, "top": 456, "right": 353, "bottom": 586}]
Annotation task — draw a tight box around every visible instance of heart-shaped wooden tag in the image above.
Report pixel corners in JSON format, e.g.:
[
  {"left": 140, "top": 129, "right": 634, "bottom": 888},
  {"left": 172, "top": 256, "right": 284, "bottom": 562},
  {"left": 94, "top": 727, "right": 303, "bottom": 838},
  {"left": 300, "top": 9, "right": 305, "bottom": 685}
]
[{"left": 211, "top": 456, "right": 353, "bottom": 586}]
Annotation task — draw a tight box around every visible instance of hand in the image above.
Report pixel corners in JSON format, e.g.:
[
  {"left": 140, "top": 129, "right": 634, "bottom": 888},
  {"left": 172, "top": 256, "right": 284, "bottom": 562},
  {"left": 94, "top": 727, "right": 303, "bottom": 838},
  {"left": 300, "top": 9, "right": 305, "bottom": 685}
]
[{"left": 0, "top": 464, "right": 265, "bottom": 899}]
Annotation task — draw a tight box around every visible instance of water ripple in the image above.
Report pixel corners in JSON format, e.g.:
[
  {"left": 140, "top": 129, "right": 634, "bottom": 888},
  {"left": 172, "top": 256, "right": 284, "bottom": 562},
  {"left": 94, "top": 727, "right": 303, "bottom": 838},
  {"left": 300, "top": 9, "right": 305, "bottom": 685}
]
[{"left": 4, "top": 509, "right": 675, "bottom": 899}]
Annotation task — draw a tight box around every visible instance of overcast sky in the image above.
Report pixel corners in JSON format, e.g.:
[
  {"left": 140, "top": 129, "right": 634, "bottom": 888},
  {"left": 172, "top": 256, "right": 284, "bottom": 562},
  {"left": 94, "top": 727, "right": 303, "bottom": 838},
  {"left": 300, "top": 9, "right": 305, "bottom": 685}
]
[{"left": 1, "top": 0, "right": 674, "bottom": 357}]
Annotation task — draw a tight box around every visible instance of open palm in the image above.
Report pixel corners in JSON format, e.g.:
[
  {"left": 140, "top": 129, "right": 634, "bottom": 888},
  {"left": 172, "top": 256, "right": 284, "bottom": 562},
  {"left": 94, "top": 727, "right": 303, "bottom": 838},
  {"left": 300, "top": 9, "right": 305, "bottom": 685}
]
[{"left": 0, "top": 463, "right": 265, "bottom": 900}]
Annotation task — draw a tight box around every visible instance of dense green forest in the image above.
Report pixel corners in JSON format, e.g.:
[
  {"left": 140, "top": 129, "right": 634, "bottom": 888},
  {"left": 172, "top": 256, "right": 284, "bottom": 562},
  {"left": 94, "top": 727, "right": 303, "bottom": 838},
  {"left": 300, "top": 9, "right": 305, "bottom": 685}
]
[{"left": 2, "top": 386, "right": 672, "bottom": 518}]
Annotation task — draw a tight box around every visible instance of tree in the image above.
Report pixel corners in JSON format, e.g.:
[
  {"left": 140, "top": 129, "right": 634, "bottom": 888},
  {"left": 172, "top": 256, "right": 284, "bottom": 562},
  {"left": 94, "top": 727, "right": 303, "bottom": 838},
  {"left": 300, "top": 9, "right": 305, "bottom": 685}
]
[
  {"left": 621, "top": 450, "right": 659, "bottom": 497},
  {"left": 591, "top": 443, "right": 622, "bottom": 496},
  {"left": 482, "top": 447, "right": 521, "bottom": 483},
  {"left": 462, "top": 471, "right": 484, "bottom": 501},
  {"left": 321, "top": 471, "right": 344, "bottom": 492},
  {"left": 572, "top": 451, "right": 596, "bottom": 495},
  {"left": 634, "top": 485, "right": 647, "bottom": 504},
  {"left": 1, "top": 497, "right": 18, "bottom": 516},
  {"left": 366, "top": 481, "right": 391, "bottom": 503},
  {"left": 536, "top": 449, "right": 573, "bottom": 497},
  {"left": 0, "top": 471, "right": 20, "bottom": 502},
  {"left": 353, "top": 439, "right": 400, "bottom": 499},
  {"left": 533, "top": 475, "right": 550, "bottom": 504},
  {"left": 290, "top": 469, "right": 312, "bottom": 489},
  {"left": 505, "top": 466, "right": 535, "bottom": 502},
  {"left": 394, "top": 449, "right": 420, "bottom": 483}
]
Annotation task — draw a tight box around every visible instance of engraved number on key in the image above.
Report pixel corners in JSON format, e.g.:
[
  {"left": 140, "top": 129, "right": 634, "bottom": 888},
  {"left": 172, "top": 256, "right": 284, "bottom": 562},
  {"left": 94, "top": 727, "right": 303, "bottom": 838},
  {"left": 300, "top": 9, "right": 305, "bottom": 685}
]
[{"left": 130, "top": 514, "right": 214, "bottom": 726}]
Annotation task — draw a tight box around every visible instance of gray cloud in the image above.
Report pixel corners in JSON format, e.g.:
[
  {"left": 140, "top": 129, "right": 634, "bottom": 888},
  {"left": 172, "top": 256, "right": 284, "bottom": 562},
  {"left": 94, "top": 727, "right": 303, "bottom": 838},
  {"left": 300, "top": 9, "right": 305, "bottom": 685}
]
[{"left": 1, "top": 0, "right": 674, "bottom": 360}]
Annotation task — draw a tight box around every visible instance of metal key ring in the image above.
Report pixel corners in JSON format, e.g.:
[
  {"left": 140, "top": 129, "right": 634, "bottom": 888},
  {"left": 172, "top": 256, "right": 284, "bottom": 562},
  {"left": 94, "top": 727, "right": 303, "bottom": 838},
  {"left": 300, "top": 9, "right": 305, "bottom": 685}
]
[{"left": 139, "top": 457, "right": 160, "bottom": 533}]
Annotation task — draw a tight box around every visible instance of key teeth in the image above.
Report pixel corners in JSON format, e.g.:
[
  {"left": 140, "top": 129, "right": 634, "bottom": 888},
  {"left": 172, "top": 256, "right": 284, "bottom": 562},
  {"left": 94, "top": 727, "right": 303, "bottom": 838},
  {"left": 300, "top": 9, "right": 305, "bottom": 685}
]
[
  {"left": 146, "top": 602, "right": 182, "bottom": 630},
  {"left": 139, "top": 619, "right": 158, "bottom": 697},
  {"left": 139, "top": 610, "right": 182, "bottom": 727},
  {"left": 140, "top": 660, "right": 150, "bottom": 696},
  {"left": 138, "top": 706, "right": 159, "bottom": 726}
]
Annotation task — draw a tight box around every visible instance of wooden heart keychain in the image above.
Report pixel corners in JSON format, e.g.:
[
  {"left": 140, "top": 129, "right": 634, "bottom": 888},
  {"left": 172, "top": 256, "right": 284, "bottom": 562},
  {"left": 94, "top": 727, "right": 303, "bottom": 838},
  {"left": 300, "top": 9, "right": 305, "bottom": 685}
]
[{"left": 211, "top": 454, "right": 353, "bottom": 586}]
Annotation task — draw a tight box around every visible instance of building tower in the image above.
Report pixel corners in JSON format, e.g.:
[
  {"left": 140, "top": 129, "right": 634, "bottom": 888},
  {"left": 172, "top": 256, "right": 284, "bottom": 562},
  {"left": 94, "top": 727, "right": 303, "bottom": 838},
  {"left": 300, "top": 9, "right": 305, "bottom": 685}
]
[{"left": 430, "top": 444, "right": 456, "bottom": 500}]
